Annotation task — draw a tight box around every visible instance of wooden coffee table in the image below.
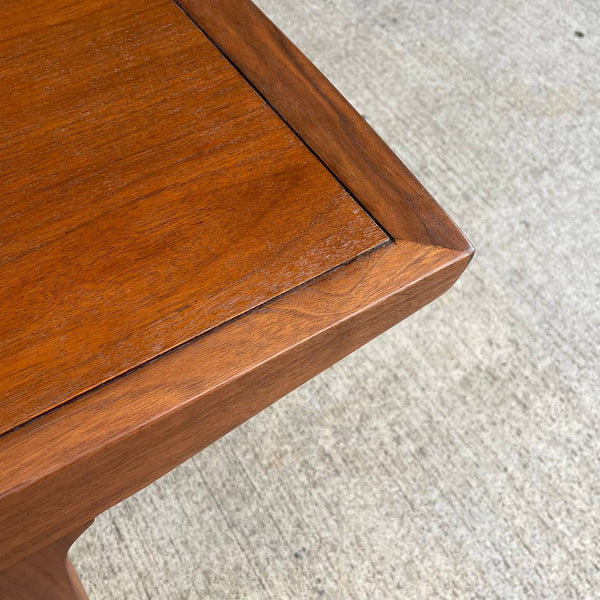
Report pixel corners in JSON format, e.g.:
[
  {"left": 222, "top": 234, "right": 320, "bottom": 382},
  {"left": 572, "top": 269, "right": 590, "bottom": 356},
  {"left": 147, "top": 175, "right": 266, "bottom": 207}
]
[{"left": 0, "top": 0, "right": 472, "bottom": 597}]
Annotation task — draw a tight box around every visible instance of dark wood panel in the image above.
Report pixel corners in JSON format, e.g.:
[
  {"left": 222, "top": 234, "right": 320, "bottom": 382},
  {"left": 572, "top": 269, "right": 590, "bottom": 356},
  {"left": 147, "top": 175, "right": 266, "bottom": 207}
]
[
  {"left": 0, "top": 241, "right": 471, "bottom": 571},
  {"left": 0, "top": 0, "right": 387, "bottom": 434}
]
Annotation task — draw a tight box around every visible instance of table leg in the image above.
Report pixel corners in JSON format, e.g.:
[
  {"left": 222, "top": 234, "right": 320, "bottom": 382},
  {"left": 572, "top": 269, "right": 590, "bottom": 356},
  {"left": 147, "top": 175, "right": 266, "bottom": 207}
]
[{"left": 0, "top": 522, "right": 92, "bottom": 599}]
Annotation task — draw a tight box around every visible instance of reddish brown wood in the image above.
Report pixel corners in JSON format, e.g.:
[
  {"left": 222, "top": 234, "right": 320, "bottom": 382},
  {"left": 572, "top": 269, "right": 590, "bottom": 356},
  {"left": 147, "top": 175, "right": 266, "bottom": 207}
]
[
  {"left": 0, "top": 0, "right": 473, "bottom": 593},
  {"left": 0, "top": 523, "right": 91, "bottom": 599},
  {"left": 0, "top": 0, "right": 386, "bottom": 435},
  {"left": 0, "top": 241, "right": 470, "bottom": 571},
  {"left": 175, "top": 0, "right": 472, "bottom": 252}
]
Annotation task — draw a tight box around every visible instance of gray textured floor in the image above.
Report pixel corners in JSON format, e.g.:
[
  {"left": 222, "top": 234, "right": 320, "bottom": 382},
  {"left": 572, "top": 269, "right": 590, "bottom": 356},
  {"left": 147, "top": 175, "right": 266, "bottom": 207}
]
[{"left": 71, "top": 0, "right": 600, "bottom": 598}]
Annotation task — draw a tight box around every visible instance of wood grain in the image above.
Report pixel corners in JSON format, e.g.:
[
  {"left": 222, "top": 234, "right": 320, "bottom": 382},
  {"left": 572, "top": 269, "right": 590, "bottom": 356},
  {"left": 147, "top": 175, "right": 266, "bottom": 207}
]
[
  {"left": 0, "top": 0, "right": 473, "bottom": 586},
  {"left": 0, "top": 0, "right": 386, "bottom": 435},
  {"left": 0, "top": 523, "right": 91, "bottom": 599},
  {"left": 0, "top": 241, "right": 471, "bottom": 571},
  {"left": 175, "top": 0, "right": 473, "bottom": 251}
]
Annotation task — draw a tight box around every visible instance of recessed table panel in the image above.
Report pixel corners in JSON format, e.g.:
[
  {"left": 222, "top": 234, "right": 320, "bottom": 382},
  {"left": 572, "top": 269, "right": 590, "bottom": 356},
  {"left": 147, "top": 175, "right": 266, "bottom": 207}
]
[{"left": 0, "top": 0, "right": 387, "bottom": 434}]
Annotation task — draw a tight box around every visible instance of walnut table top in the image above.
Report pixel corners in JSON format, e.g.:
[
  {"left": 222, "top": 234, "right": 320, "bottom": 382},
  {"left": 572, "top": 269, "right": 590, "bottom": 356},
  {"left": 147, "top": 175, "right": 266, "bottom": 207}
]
[{"left": 0, "top": 0, "right": 472, "bottom": 595}]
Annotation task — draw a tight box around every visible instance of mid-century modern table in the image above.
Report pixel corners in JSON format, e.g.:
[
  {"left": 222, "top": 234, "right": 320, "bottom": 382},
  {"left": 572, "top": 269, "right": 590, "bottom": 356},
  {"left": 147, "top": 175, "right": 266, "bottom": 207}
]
[{"left": 0, "top": 0, "right": 472, "bottom": 597}]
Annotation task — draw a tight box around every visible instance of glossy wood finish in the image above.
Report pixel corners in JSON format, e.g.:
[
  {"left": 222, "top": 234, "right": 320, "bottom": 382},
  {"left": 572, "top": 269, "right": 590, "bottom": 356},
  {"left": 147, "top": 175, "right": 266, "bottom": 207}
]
[
  {"left": 0, "top": 0, "right": 473, "bottom": 589},
  {"left": 0, "top": 523, "right": 91, "bottom": 599},
  {"left": 0, "top": 0, "right": 386, "bottom": 435}
]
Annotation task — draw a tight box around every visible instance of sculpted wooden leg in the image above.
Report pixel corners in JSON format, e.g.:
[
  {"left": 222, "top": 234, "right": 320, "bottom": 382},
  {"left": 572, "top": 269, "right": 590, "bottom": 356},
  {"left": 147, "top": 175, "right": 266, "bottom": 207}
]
[{"left": 0, "top": 523, "right": 92, "bottom": 600}]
